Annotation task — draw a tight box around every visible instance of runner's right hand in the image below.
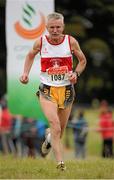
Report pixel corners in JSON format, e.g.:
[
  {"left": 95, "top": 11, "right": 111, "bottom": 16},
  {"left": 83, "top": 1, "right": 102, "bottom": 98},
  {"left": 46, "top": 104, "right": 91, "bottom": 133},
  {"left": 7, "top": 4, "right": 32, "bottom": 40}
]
[{"left": 20, "top": 74, "right": 29, "bottom": 84}]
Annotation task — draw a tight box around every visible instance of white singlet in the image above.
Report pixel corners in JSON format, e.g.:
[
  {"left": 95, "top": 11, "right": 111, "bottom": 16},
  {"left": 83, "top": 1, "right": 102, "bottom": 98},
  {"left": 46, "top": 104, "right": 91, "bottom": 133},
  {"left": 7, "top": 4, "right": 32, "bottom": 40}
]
[{"left": 40, "top": 35, "right": 73, "bottom": 86}]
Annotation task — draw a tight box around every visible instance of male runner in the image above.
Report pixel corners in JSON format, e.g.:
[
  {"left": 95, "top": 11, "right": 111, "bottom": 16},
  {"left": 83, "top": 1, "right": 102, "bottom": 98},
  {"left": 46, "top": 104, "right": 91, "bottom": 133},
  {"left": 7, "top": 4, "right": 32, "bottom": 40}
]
[{"left": 20, "top": 12, "right": 87, "bottom": 170}]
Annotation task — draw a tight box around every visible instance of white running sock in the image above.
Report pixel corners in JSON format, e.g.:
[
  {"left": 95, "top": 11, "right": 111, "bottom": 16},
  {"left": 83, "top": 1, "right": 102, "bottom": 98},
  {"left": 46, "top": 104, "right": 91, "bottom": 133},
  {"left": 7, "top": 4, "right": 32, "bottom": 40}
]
[{"left": 47, "top": 133, "right": 51, "bottom": 144}]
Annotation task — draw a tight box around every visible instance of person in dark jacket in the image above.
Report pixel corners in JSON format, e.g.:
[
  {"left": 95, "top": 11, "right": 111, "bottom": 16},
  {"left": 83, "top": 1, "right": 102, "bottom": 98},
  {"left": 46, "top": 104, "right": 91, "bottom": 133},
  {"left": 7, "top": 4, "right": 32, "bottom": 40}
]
[
  {"left": 72, "top": 110, "right": 88, "bottom": 159},
  {"left": 21, "top": 117, "right": 37, "bottom": 158}
]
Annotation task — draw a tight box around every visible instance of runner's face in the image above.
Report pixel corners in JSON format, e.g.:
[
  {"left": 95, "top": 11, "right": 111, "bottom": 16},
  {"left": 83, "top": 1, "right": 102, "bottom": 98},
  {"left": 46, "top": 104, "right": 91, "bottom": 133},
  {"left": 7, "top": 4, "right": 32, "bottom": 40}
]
[{"left": 46, "top": 19, "right": 64, "bottom": 39}]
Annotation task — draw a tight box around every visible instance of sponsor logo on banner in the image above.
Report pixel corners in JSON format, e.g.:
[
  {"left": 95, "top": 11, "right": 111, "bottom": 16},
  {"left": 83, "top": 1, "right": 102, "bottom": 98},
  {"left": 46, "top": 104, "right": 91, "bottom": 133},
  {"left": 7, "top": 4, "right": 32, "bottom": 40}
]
[{"left": 14, "top": 2, "right": 46, "bottom": 39}]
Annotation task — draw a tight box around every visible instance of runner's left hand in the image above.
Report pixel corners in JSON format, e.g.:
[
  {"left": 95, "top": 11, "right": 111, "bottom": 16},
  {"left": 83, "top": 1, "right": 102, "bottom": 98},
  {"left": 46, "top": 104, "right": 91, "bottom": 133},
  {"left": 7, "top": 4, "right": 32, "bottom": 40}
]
[{"left": 68, "top": 72, "right": 78, "bottom": 84}]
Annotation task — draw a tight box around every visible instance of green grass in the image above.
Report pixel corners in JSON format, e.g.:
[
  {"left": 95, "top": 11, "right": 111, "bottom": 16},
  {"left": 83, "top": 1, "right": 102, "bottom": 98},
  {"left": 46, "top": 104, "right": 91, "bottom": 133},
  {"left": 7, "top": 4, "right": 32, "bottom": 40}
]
[{"left": 0, "top": 155, "right": 114, "bottom": 179}]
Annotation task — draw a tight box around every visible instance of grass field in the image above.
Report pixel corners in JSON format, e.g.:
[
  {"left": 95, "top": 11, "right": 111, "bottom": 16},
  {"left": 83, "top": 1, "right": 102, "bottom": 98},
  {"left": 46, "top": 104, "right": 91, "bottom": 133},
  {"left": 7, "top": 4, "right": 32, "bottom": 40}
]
[
  {"left": 0, "top": 155, "right": 114, "bottom": 179},
  {"left": 0, "top": 108, "right": 114, "bottom": 179}
]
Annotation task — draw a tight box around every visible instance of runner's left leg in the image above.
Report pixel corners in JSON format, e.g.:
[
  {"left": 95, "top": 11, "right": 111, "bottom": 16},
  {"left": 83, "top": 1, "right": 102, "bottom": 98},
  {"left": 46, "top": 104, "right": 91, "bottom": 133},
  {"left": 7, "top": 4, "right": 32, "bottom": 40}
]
[{"left": 58, "top": 104, "right": 73, "bottom": 138}]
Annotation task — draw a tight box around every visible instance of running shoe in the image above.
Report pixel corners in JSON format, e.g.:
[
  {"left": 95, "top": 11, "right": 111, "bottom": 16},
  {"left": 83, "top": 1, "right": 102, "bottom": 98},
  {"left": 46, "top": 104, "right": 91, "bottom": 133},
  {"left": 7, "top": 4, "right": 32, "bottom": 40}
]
[
  {"left": 41, "top": 131, "right": 51, "bottom": 157},
  {"left": 56, "top": 161, "right": 66, "bottom": 171}
]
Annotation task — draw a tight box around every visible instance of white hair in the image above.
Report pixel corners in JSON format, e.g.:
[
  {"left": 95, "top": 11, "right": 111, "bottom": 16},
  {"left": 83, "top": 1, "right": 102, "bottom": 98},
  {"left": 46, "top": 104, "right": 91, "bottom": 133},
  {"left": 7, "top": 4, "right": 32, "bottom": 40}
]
[{"left": 47, "top": 12, "right": 64, "bottom": 23}]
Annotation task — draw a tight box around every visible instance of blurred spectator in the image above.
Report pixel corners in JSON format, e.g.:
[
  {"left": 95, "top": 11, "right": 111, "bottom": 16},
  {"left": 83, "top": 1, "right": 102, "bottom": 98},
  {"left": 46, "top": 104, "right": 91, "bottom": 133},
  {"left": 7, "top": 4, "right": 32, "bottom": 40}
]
[
  {"left": 35, "top": 119, "right": 48, "bottom": 156},
  {"left": 10, "top": 115, "right": 22, "bottom": 156},
  {"left": 20, "top": 117, "right": 37, "bottom": 158},
  {"left": 71, "top": 110, "right": 88, "bottom": 159},
  {"left": 0, "top": 95, "right": 12, "bottom": 154},
  {"left": 0, "top": 98, "right": 2, "bottom": 152},
  {"left": 98, "top": 100, "right": 114, "bottom": 158}
]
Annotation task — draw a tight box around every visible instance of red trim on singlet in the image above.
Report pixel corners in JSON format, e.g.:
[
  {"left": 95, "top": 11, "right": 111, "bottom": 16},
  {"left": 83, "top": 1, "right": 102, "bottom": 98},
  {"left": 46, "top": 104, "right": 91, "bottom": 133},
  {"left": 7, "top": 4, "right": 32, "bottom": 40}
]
[
  {"left": 41, "top": 56, "right": 73, "bottom": 72},
  {"left": 68, "top": 35, "right": 72, "bottom": 53},
  {"left": 45, "top": 35, "right": 65, "bottom": 45}
]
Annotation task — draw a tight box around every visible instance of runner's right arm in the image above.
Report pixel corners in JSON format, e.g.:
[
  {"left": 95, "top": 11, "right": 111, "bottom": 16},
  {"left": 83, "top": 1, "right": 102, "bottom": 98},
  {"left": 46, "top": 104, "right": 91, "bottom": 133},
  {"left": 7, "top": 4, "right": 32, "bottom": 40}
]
[{"left": 20, "top": 39, "right": 41, "bottom": 84}]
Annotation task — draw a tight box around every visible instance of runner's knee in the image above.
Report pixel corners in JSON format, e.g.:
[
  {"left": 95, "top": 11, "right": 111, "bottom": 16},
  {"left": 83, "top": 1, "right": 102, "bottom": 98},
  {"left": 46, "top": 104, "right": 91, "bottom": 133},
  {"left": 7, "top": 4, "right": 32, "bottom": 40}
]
[{"left": 50, "top": 120, "right": 61, "bottom": 136}]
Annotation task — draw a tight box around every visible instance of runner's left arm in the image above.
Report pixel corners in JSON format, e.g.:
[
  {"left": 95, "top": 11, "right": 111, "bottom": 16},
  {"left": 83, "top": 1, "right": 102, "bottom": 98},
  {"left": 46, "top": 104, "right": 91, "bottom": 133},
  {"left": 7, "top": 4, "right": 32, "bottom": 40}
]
[
  {"left": 71, "top": 36, "right": 87, "bottom": 76},
  {"left": 68, "top": 36, "right": 87, "bottom": 84}
]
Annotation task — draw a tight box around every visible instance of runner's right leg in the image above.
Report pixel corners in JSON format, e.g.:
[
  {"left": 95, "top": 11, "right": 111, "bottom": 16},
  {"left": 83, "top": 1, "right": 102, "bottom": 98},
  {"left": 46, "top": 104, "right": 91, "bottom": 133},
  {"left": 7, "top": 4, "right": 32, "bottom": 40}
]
[{"left": 40, "top": 95, "right": 63, "bottom": 163}]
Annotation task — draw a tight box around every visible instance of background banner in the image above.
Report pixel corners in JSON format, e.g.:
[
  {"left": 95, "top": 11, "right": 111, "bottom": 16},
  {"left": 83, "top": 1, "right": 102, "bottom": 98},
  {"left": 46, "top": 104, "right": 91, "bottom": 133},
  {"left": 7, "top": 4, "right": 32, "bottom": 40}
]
[{"left": 6, "top": 0, "right": 54, "bottom": 121}]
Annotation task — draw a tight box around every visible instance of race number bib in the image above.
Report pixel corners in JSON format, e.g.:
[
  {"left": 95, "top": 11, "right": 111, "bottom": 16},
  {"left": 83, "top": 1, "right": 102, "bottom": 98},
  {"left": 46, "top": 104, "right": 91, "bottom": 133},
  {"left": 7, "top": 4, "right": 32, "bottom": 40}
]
[{"left": 47, "top": 66, "right": 68, "bottom": 82}]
